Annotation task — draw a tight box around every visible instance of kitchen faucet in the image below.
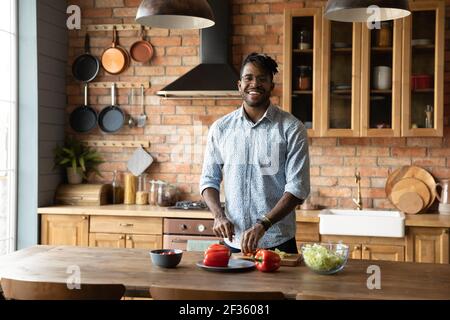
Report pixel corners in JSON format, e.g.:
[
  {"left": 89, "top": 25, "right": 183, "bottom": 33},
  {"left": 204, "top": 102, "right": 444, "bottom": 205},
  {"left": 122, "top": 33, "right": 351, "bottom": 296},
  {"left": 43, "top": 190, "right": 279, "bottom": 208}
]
[{"left": 353, "top": 171, "right": 363, "bottom": 210}]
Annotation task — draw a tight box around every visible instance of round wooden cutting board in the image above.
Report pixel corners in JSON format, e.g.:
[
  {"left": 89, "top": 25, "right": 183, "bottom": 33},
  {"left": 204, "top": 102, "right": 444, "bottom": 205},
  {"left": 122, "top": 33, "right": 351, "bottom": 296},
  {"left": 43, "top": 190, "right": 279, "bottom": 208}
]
[
  {"left": 397, "top": 192, "right": 424, "bottom": 215},
  {"left": 390, "top": 177, "right": 430, "bottom": 214},
  {"left": 385, "top": 166, "right": 436, "bottom": 209}
]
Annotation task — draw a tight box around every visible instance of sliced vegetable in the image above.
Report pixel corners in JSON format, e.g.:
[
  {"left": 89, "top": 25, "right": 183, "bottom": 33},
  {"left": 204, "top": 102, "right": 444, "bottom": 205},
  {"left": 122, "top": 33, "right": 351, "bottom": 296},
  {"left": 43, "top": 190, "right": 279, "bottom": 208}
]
[
  {"left": 302, "top": 244, "right": 346, "bottom": 272},
  {"left": 203, "top": 244, "right": 231, "bottom": 267}
]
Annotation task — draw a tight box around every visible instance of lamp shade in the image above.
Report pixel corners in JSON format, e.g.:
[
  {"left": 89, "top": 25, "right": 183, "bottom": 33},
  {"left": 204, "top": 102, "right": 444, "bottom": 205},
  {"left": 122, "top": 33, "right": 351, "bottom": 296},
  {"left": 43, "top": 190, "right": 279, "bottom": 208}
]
[
  {"left": 136, "top": 0, "right": 215, "bottom": 29},
  {"left": 324, "top": 0, "right": 410, "bottom": 22}
]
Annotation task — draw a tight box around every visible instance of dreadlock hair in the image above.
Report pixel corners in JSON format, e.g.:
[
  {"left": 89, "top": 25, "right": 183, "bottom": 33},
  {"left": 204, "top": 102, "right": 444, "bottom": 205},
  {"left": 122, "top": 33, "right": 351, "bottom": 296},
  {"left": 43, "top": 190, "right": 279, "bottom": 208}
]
[{"left": 240, "top": 53, "right": 279, "bottom": 81}]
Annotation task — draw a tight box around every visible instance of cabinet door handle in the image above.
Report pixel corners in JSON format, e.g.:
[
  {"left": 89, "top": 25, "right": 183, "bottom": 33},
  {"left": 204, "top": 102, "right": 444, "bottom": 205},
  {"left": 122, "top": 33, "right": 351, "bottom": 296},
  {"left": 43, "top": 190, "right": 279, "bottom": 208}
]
[
  {"left": 172, "top": 239, "right": 188, "bottom": 244},
  {"left": 353, "top": 245, "right": 361, "bottom": 250},
  {"left": 444, "top": 229, "right": 449, "bottom": 234},
  {"left": 127, "top": 236, "right": 132, "bottom": 240},
  {"left": 120, "top": 223, "right": 134, "bottom": 227},
  {"left": 363, "top": 246, "right": 369, "bottom": 251},
  {"left": 120, "top": 236, "right": 125, "bottom": 240},
  {"left": 82, "top": 216, "right": 88, "bottom": 220}
]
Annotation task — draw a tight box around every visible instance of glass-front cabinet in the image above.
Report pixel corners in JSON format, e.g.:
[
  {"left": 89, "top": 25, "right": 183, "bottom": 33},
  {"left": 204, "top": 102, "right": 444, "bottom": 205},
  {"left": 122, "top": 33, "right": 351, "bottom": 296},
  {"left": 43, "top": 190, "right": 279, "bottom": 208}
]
[
  {"left": 283, "top": 8, "right": 322, "bottom": 137},
  {"left": 360, "top": 19, "right": 403, "bottom": 137},
  {"left": 401, "top": 1, "right": 445, "bottom": 137},
  {"left": 321, "top": 20, "right": 362, "bottom": 137},
  {"left": 283, "top": 1, "right": 445, "bottom": 138}
]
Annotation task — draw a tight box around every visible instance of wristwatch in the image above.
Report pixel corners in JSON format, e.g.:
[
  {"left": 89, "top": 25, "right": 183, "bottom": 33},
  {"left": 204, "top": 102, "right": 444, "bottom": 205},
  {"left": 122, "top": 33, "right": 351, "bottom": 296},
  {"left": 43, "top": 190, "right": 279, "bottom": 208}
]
[{"left": 256, "top": 216, "right": 273, "bottom": 231}]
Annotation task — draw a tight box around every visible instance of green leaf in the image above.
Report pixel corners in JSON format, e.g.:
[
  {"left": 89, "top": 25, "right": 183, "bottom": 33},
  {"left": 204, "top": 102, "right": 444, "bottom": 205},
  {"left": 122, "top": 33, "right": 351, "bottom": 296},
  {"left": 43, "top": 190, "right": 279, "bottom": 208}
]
[
  {"left": 79, "top": 156, "right": 86, "bottom": 172},
  {"left": 71, "top": 158, "right": 77, "bottom": 172}
]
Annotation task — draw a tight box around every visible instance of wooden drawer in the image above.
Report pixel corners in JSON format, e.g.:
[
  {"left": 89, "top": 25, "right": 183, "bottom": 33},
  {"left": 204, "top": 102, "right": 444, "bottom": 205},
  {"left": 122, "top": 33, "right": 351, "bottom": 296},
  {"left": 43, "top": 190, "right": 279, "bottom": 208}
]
[
  {"left": 90, "top": 216, "right": 163, "bottom": 235},
  {"left": 296, "top": 222, "right": 320, "bottom": 242}
]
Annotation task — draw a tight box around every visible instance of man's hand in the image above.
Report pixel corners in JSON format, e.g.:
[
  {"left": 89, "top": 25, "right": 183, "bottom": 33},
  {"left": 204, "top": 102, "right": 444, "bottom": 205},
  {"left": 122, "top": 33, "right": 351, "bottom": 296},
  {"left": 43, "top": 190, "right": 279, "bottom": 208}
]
[
  {"left": 213, "top": 216, "right": 235, "bottom": 242},
  {"left": 241, "top": 224, "right": 265, "bottom": 255}
]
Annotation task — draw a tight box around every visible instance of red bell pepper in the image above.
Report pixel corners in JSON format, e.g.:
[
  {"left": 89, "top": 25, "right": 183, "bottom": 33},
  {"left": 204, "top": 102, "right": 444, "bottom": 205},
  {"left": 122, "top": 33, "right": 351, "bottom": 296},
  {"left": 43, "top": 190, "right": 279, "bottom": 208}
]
[
  {"left": 254, "top": 249, "right": 281, "bottom": 272},
  {"left": 203, "top": 244, "right": 231, "bottom": 267}
]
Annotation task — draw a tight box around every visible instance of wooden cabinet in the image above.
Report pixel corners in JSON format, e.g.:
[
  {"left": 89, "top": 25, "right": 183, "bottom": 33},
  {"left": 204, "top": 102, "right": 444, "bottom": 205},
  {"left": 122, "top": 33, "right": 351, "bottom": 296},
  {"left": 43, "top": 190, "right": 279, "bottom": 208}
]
[
  {"left": 401, "top": 1, "right": 445, "bottom": 137},
  {"left": 349, "top": 244, "right": 362, "bottom": 259},
  {"left": 320, "top": 20, "right": 362, "bottom": 137},
  {"left": 360, "top": 19, "right": 403, "bottom": 137},
  {"left": 89, "top": 216, "right": 163, "bottom": 250},
  {"left": 41, "top": 214, "right": 163, "bottom": 251},
  {"left": 319, "top": 232, "right": 406, "bottom": 262},
  {"left": 283, "top": 0, "right": 445, "bottom": 137},
  {"left": 88, "top": 233, "right": 162, "bottom": 249},
  {"left": 406, "top": 227, "right": 449, "bottom": 264},
  {"left": 125, "top": 235, "right": 162, "bottom": 249},
  {"left": 361, "top": 244, "right": 405, "bottom": 261},
  {"left": 41, "top": 214, "right": 89, "bottom": 247},
  {"left": 89, "top": 233, "right": 126, "bottom": 248},
  {"left": 283, "top": 8, "right": 322, "bottom": 137}
]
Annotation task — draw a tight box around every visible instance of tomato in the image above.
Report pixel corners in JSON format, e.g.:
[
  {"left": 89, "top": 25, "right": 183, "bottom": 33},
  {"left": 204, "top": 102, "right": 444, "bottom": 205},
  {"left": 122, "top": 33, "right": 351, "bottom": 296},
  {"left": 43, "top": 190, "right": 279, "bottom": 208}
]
[
  {"left": 254, "top": 249, "right": 281, "bottom": 272},
  {"left": 203, "top": 244, "right": 231, "bottom": 267}
]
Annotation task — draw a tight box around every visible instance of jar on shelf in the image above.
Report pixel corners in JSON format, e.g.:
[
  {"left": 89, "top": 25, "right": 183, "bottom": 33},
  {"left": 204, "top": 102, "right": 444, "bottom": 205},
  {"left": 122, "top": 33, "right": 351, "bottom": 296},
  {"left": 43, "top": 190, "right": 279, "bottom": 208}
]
[
  {"left": 376, "top": 21, "right": 392, "bottom": 47},
  {"left": 298, "top": 29, "right": 311, "bottom": 50},
  {"left": 148, "top": 180, "right": 157, "bottom": 205},
  {"left": 297, "top": 66, "right": 312, "bottom": 90},
  {"left": 156, "top": 181, "right": 178, "bottom": 207},
  {"left": 135, "top": 174, "right": 148, "bottom": 205}
]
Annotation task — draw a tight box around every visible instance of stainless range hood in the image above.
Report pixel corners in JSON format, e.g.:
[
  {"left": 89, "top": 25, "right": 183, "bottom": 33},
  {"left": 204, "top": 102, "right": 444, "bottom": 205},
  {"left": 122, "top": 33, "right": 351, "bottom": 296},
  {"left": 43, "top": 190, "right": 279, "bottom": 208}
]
[{"left": 157, "top": 0, "right": 240, "bottom": 98}]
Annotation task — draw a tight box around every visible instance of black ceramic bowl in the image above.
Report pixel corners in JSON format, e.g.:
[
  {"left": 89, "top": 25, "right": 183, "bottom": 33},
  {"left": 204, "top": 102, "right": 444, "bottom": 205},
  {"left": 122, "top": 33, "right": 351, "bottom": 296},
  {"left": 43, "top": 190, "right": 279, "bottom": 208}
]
[{"left": 149, "top": 249, "right": 183, "bottom": 268}]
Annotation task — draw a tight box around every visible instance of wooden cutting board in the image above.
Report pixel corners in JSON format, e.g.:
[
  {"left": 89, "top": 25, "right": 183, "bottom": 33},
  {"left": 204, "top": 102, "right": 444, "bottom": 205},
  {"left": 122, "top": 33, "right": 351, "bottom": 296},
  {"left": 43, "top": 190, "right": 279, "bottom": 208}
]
[
  {"left": 233, "top": 253, "right": 303, "bottom": 267},
  {"left": 397, "top": 192, "right": 424, "bottom": 215},
  {"left": 385, "top": 166, "right": 436, "bottom": 209},
  {"left": 390, "top": 177, "right": 430, "bottom": 214}
]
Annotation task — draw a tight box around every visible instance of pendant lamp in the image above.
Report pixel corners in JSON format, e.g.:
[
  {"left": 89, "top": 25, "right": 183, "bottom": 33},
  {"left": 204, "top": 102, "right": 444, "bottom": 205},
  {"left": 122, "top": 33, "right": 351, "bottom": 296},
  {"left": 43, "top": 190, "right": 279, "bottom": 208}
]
[
  {"left": 136, "top": 0, "right": 215, "bottom": 29},
  {"left": 324, "top": 0, "right": 410, "bottom": 22}
]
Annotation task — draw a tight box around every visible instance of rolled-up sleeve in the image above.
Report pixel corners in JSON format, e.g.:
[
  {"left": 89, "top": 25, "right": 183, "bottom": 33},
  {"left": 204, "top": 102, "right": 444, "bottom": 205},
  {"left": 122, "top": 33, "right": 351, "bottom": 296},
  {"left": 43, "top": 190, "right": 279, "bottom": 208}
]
[
  {"left": 199, "top": 122, "right": 223, "bottom": 195},
  {"left": 284, "top": 122, "right": 310, "bottom": 200}
]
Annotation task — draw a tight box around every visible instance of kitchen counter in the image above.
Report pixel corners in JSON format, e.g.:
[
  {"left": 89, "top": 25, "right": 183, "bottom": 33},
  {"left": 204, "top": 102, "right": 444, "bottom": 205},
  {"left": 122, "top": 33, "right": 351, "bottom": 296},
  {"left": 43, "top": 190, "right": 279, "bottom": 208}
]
[
  {"left": 1, "top": 245, "right": 449, "bottom": 300},
  {"left": 37, "top": 205, "right": 450, "bottom": 228}
]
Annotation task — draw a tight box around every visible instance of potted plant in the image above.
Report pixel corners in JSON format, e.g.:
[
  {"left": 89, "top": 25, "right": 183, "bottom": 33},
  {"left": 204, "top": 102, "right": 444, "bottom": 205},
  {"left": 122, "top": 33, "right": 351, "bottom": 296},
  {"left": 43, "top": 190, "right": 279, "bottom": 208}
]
[{"left": 53, "top": 137, "right": 104, "bottom": 184}]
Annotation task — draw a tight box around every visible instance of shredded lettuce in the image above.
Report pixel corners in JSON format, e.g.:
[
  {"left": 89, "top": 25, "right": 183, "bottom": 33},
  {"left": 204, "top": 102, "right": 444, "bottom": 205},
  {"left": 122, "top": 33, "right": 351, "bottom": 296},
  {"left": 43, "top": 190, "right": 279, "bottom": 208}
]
[{"left": 302, "top": 243, "right": 347, "bottom": 272}]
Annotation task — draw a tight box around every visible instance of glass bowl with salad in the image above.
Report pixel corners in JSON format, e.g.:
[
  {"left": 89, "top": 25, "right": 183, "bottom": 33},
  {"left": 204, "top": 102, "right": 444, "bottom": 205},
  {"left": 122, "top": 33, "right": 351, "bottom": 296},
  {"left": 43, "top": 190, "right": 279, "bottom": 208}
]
[{"left": 301, "top": 243, "right": 349, "bottom": 275}]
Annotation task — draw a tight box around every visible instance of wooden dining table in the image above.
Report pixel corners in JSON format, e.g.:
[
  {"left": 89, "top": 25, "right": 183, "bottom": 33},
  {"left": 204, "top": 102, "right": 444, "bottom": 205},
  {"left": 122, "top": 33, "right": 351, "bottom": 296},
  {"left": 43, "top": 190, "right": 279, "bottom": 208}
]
[{"left": 0, "top": 245, "right": 449, "bottom": 300}]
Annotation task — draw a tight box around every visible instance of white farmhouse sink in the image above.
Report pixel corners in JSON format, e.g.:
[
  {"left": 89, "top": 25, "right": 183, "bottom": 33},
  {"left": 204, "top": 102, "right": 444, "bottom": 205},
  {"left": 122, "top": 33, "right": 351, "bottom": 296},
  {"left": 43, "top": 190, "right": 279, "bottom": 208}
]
[{"left": 319, "top": 209, "right": 405, "bottom": 238}]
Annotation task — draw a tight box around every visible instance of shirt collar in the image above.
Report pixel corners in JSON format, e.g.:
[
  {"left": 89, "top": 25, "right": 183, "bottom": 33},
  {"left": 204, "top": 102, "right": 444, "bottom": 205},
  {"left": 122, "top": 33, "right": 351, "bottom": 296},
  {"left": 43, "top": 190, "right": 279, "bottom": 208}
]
[{"left": 239, "top": 104, "right": 276, "bottom": 123}]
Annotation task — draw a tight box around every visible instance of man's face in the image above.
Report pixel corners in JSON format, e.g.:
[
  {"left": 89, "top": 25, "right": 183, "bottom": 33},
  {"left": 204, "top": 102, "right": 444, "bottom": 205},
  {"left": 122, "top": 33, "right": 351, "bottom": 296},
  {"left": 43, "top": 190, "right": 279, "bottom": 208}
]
[{"left": 238, "top": 62, "right": 274, "bottom": 108}]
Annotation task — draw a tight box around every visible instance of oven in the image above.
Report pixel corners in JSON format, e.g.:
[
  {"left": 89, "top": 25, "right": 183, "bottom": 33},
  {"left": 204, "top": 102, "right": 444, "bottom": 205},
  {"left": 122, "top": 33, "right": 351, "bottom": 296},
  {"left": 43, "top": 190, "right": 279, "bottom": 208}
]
[{"left": 163, "top": 218, "right": 221, "bottom": 251}]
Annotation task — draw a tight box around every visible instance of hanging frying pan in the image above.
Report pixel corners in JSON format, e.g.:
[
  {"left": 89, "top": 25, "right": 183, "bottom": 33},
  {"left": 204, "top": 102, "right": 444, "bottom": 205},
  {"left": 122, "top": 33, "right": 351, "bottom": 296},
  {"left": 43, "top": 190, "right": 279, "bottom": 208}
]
[
  {"left": 101, "top": 26, "right": 130, "bottom": 75},
  {"left": 69, "top": 84, "right": 97, "bottom": 133},
  {"left": 98, "top": 83, "right": 125, "bottom": 133},
  {"left": 72, "top": 33, "right": 100, "bottom": 83},
  {"left": 130, "top": 26, "right": 154, "bottom": 63}
]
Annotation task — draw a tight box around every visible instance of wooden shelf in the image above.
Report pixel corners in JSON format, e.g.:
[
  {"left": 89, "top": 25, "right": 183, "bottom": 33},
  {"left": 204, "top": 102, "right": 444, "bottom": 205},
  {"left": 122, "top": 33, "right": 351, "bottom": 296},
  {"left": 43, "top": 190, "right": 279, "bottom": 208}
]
[
  {"left": 293, "top": 90, "right": 312, "bottom": 95},
  {"left": 332, "top": 89, "right": 351, "bottom": 94},
  {"left": 83, "top": 141, "right": 150, "bottom": 148},
  {"left": 371, "top": 47, "right": 393, "bottom": 52},
  {"left": 371, "top": 89, "right": 392, "bottom": 94},
  {"left": 293, "top": 49, "right": 313, "bottom": 53},
  {"left": 84, "top": 24, "right": 151, "bottom": 32},
  {"left": 332, "top": 48, "right": 352, "bottom": 53},
  {"left": 88, "top": 82, "right": 151, "bottom": 89},
  {"left": 412, "top": 44, "right": 435, "bottom": 50}
]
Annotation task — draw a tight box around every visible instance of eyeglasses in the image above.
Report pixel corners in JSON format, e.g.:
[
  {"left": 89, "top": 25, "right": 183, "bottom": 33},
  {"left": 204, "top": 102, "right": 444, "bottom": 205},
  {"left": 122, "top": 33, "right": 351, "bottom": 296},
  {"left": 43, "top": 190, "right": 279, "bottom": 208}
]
[{"left": 241, "top": 75, "right": 271, "bottom": 84}]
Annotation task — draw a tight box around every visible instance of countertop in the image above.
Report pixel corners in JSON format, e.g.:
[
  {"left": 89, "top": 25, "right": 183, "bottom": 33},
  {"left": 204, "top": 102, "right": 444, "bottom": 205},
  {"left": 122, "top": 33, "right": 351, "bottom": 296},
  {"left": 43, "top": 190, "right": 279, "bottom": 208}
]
[
  {"left": 37, "top": 205, "right": 450, "bottom": 228},
  {"left": 1, "top": 245, "right": 449, "bottom": 300}
]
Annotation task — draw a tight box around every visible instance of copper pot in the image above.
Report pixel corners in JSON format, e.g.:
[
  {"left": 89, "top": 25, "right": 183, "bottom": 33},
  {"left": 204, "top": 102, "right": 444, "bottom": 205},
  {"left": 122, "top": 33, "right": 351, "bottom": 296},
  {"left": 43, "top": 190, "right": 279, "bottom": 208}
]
[
  {"left": 101, "top": 26, "right": 130, "bottom": 75},
  {"left": 130, "top": 26, "right": 154, "bottom": 63}
]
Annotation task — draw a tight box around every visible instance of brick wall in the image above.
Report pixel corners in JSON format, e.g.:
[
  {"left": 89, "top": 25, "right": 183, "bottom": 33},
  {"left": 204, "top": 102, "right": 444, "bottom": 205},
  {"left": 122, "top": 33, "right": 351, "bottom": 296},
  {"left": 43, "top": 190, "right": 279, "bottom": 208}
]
[{"left": 67, "top": 0, "right": 450, "bottom": 209}]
